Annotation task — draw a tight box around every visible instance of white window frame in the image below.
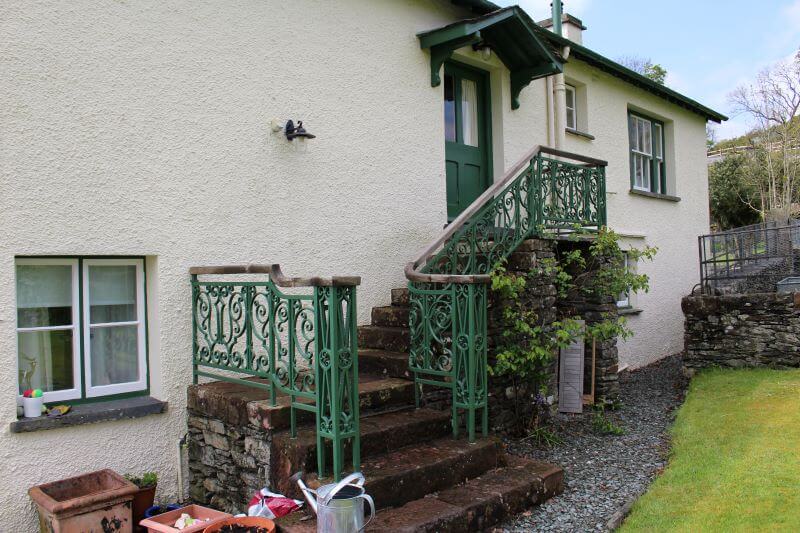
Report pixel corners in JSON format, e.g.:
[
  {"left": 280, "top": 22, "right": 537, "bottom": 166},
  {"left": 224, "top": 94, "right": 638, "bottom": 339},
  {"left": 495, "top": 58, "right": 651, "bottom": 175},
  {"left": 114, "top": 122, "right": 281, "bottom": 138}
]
[
  {"left": 629, "top": 114, "right": 652, "bottom": 192},
  {"left": 15, "top": 258, "right": 82, "bottom": 403},
  {"left": 82, "top": 258, "right": 148, "bottom": 398},
  {"left": 617, "top": 253, "right": 633, "bottom": 308},
  {"left": 565, "top": 84, "right": 577, "bottom": 130}
]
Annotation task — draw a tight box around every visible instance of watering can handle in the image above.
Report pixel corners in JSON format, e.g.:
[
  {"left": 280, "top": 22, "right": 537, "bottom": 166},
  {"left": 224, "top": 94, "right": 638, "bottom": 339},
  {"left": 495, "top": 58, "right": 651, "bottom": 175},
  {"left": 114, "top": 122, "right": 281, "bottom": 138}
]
[
  {"left": 320, "top": 472, "right": 366, "bottom": 505},
  {"left": 358, "top": 493, "right": 376, "bottom": 532}
]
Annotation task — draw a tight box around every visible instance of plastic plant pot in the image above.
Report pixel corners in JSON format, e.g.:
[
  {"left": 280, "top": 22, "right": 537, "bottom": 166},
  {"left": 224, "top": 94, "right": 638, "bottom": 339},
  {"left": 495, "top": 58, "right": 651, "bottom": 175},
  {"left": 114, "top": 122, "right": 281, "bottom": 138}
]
[
  {"left": 28, "top": 469, "right": 138, "bottom": 533},
  {"left": 139, "top": 505, "right": 232, "bottom": 533},
  {"left": 144, "top": 504, "right": 181, "bottom": 518},
  {"left": 23, "top": 396, "right": 43, "bottom": 418}
]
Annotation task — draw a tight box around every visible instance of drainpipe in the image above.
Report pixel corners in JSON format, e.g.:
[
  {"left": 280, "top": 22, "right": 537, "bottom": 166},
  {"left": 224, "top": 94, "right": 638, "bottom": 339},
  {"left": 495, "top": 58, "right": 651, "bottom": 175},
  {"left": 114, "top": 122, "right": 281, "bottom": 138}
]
[
  {"left": 550, "top": 1, "right": 568, "bottom": 150},
  {"left": 553, "top": 45, "right": 571, "bottom": 150},
  {"left": 546, "top": 77, "right": 555, "bottom": 147}
]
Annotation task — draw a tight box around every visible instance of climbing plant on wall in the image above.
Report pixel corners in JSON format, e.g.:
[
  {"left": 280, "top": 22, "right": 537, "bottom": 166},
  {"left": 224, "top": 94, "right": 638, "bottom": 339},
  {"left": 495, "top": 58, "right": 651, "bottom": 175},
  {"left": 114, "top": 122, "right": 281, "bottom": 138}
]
[{"left": 489, "top": 228, "right": 656, "bottom": 435}]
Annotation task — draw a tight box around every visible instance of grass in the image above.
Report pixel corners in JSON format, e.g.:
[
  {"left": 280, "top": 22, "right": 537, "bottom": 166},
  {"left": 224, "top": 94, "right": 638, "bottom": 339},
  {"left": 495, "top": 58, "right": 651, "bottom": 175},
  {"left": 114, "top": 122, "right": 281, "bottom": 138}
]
[{"left": 621, "top": 368, "right": 800, "bottom": 533}]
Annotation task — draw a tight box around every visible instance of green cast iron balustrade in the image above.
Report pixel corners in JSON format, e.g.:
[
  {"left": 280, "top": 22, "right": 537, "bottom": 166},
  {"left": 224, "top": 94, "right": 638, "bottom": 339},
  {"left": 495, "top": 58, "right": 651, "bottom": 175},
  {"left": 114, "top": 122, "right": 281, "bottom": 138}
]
[
  {"left": 407, "top": 147, "right": 607, "bottom": 443},
  {"left": 191, "top": 267, "right": 360, "bottom": 481}
]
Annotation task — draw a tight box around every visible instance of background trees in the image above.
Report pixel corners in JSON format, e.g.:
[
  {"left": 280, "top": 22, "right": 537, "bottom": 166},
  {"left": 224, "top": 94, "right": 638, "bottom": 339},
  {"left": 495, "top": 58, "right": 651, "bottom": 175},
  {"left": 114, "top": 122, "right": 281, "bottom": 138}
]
[{"left": 708, "top": 51, "right": 800, "bottom": 228}]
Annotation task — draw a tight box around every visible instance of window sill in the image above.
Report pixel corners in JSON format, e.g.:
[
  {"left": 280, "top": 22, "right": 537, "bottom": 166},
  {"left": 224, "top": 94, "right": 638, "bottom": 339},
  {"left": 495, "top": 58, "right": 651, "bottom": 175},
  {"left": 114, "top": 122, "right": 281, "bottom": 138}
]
[
  {"left": 566, "top": 128, "right": 595, "bottom": 141},
  {"left": 10, "top": 396, "right": 167, "bottom": 434},
  {"left": 629, "top": 189, "right": 681, "bottom": 202},
  {"left": 618, "top": 307, "right": 643, "bottom": 316}
]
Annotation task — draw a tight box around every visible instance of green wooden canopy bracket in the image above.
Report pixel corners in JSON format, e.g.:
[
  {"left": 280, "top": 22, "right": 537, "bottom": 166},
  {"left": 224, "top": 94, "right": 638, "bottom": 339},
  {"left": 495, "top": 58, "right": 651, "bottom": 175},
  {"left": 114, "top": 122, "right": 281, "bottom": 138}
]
[
  {"left": 418, "top": 6, "right": 563, "bottom": 109},
  {"left": 429, "top": 33, "right": 483, "bottom": 87},
  {"left": 510, "top": 63, "right": 560, "bottom": 109}
]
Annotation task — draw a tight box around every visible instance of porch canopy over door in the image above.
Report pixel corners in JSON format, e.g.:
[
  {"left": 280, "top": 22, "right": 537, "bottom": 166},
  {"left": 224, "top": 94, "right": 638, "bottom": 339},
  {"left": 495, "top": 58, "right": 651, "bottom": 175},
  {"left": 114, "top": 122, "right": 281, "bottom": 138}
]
[{"left": 418, "top": 6, "right": 563, "bottom": 109}]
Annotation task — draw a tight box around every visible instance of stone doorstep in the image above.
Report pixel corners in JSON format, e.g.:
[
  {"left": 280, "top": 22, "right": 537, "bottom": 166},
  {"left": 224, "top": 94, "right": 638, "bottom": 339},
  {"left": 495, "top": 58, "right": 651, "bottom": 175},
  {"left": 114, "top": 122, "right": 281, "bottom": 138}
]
[
  {"left": 371, "top": 305, "right": 411, "bottom": 328},
  {"left": 358, "top": 349, "right": 411, "bottom": 379},
  {"left": 391, "top": 287, "right": 410, "bottom": 307},
  {"left": 270, "top": 408, "right": 453, "bottom": 496},
  {"left": 276, "top": 456, "right": 564, "bottom": 533},
  {"left": 358, "top": 325, "right": 411, "bottom": 352},
  {"left": 300, "top": 435, "right": 504, "bottom": 512},
  {"left": 187, "top": 375, "right": 414, "bottom": 431}
]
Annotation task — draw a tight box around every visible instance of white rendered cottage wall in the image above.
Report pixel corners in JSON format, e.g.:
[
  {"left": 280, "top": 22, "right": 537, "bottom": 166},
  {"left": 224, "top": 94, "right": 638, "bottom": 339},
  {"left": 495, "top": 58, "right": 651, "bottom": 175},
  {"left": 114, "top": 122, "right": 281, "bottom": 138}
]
[
  {"left": 0, "top": 0, "right": 472, "bottom": 529},
  {"left": 439, "top": 52, "right": 711, "bottom": 370},
  {"left": 560, "top": 61, "right": 710, "bottom": 369},
  {"left": 0, "top": 0, "right": 711, "bottom": 528}
]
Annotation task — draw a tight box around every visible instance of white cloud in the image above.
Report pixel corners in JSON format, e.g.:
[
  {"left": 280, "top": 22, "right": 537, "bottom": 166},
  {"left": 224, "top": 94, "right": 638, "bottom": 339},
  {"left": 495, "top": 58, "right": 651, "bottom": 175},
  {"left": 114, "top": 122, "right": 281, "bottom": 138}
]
[{"left": 494, "top": 0, "right": 591, "bottom": 20}]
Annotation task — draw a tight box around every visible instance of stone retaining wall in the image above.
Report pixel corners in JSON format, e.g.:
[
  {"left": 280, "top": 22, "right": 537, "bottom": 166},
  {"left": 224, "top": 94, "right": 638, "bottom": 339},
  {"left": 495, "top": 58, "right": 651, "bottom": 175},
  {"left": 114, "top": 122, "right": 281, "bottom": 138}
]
[{"left": 682, "top": 291, "right": 800, "bottom": 373}]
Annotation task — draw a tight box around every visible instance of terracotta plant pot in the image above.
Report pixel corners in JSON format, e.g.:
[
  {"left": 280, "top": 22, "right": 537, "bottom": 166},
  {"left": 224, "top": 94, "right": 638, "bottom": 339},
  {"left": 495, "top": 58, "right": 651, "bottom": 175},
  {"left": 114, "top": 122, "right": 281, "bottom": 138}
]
[
  {"left": 202, "top": 516, "right": 276, "bottom": 533},
  {"left": 139, "top": 504, "right": 231, "bottom": 533},
  {"left": 132, "top": 484, "right": 157, "bottom": 532},
  {"left": 28, "top": 469, "right": 138, "bottom": 533}
]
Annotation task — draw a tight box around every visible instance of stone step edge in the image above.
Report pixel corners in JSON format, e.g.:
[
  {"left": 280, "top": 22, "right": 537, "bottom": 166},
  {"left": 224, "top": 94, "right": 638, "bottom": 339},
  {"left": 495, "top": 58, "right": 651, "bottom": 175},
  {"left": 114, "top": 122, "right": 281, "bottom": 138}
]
[
  {"left": 276, "top": 456, "right": 564, "bottom": 533},
  {"left": 269, "top": 407, "right": 453, "bottom": 495},
  {"left": 188, "top": 377, "right": 414, "bottom": 431}
]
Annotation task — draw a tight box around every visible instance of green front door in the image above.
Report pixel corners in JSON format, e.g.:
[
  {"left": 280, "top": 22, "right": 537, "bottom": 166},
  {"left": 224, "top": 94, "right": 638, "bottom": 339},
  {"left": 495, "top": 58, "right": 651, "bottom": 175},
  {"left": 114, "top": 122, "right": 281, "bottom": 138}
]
[{"left": 444, "top": 62, "right": 492, "bottom": 221}]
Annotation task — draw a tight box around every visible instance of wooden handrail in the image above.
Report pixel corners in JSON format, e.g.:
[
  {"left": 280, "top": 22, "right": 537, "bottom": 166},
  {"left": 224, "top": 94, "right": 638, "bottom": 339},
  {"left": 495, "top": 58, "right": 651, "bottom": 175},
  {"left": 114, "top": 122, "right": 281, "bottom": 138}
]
[
  {"left": 405, "top": 145, "right": 608, "bottom": 284},
  {"left": 189, "top": 264, "right": 361, "bottom": 287}
]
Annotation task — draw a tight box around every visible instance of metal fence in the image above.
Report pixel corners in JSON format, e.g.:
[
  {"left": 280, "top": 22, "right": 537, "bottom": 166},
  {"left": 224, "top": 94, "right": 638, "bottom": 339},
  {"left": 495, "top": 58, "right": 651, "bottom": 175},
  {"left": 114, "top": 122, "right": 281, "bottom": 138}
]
[{"left": 698, "top": 220, "right": 800, "bottom": 294}]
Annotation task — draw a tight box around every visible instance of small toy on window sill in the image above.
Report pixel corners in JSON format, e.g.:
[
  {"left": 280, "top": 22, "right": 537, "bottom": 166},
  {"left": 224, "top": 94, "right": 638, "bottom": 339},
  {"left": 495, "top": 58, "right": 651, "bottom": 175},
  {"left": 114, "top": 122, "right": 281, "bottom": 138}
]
[{"left": 47, "top": 405, "right": 71, "bottom": 418}]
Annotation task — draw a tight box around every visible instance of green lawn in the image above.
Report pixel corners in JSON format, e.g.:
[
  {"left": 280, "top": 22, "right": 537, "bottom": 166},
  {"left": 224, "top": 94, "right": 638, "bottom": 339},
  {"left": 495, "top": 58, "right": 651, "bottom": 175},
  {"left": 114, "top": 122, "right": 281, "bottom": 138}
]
[{"left": 621, "top": 368, "right": 800, "bottom": 532}]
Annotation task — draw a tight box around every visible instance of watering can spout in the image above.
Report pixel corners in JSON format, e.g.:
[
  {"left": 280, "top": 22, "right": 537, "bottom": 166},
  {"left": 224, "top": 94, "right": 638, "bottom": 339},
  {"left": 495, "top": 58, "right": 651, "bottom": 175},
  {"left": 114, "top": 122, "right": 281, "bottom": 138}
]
[{"left": 290, "top": 471, "right": 318, "bottom": 514}]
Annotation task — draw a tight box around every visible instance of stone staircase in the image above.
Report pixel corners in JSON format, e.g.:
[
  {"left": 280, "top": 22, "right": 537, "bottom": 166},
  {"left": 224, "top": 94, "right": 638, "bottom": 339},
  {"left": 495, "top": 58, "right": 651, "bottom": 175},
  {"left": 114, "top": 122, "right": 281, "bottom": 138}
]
[{"left": 272, "top": 285, "right": 563, "bottom": 532}]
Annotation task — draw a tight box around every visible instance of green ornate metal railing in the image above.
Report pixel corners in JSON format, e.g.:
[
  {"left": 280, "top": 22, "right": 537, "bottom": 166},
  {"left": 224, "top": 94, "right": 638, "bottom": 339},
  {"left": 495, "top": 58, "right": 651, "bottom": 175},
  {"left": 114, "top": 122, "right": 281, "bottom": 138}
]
[
  {"left": 190, "top": 264, "right": 360, "bottom": 481},
  {"left": 405, "top": 145, "right": 607, "bottom": 442}
]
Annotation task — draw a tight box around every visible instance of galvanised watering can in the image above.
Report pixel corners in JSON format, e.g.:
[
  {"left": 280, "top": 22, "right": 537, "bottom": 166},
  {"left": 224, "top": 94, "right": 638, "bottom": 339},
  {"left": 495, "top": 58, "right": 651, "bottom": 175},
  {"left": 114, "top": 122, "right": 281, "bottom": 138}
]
[{"left": 294, "top": 472, "right": 375, "bottom": 533}]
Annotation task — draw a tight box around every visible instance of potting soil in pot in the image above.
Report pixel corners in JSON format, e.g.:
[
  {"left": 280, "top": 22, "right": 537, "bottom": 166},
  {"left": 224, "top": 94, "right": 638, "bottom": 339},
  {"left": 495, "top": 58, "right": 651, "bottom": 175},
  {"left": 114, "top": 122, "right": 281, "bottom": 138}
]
[{"left": 218, "top": 525, "right": 271, "bottom": 533}]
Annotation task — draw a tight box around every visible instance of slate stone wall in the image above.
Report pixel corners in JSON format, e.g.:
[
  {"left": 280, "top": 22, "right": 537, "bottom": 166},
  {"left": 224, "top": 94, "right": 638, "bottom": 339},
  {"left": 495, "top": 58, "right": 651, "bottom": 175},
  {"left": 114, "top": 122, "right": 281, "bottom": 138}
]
[
  {"left": 486, "top": 237, "right": 621, "bottom": 432},
  {"left": 682, "top": 291, "right": 800, "bottom": 373},
  {"left": 187, "top": 411, "right": 271, "bottom": 514},
  {"left": 556, "top": 239, "right": 620, "bottom": 403},
  {"left": 486, "top": 238, "right": 559, "bottom": 432}
]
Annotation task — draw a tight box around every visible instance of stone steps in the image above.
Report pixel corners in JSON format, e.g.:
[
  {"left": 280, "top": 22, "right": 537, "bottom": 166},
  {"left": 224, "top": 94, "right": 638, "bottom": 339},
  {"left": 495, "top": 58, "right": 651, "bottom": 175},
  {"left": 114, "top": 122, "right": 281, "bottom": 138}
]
[
  {"left": 358, "top": 349, "right": 410, "bottom": 379},
  {"left": 187, "top": 375, "right": 414, "bottom": 432},
  {"left": 271, "top": 407, "right": 452, "bottom": 496},
  {"left": 391, "top": 287, "right": 410, "bottom": 307},
  {"left": 358, "top": 325, "right": 410, "bottom": 353},
  {"left": 305, "top": 435, "right": 504, "bottom": 510},
  {"left": 277, "top": 456, "right": 564, "bottom": 532},
  {"left": 371, "top": 305, "right": 410, "bottom": 327}
]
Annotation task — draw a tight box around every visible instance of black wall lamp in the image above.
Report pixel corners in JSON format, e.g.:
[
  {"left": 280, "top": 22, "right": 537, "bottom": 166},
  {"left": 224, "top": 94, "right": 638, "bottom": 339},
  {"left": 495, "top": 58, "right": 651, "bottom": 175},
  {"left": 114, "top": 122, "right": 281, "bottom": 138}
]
[{"left": 284, "top": 120, "right": 316, "bottom": 141}]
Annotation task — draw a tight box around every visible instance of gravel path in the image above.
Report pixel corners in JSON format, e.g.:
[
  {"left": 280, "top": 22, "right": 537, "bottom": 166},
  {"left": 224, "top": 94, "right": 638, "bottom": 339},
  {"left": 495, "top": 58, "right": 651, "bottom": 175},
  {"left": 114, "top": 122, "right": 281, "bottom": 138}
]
[{"left": 497, "top": 354, "right": 688, "bottom": 532}]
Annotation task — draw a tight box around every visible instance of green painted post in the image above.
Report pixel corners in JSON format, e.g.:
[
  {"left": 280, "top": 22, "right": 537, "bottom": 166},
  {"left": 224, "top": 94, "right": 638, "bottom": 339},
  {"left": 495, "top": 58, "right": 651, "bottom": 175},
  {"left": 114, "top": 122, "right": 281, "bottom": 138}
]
[
  {"left": 467, "top": 283, "right": 476, "bottom": 443},
  {"left": 267, "top": 290, "right": 277, "bottom": 406},
  {"left": 349, "top": 286, "right": 361, "bottom": 473},
  {"left": 191, "top": 275, "right": 199, "bottom": 385},
  {"left": 329, "top": 286, "right": 343, "bottom": 482},
  {"left": 288, "top": 301, "right": 297, "bottom": 438},
  {"left": 313, "top": 287, "right": 326, "bottom": 479}
]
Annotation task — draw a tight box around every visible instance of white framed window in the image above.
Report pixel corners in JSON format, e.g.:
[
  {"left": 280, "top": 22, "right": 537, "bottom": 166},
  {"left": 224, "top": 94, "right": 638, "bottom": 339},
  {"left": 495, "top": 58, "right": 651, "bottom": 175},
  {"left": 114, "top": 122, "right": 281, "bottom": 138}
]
[
  {"left": 16, "top": 258, "right": 81, "bottom": 403},
  {"left": 15, "top": 257, "right": 148, "bottom": 403},
  {"left": 617, "top": 253, "right": 634, "bottom": 308},
  {"left": 565, "top": 84, "right": 577, "bottom": 130},
  {"left": 629, "top": 112, "right": 667, "bottom": 194}
]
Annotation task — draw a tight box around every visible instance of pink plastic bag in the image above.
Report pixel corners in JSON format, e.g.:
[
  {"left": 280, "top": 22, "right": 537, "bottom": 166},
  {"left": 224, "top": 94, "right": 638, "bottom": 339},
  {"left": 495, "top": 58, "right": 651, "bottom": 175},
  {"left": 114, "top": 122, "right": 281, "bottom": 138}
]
[{"left": 247, "top": 488, "right": 303, "bottom": 519}]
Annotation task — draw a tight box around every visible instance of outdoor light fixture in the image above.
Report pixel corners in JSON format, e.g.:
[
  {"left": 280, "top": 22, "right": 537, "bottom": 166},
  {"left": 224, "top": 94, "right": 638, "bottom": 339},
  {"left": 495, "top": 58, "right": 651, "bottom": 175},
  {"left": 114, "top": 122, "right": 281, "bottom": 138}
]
[
  {"left": 284, "top": 120, "right": 316, "bottom": 141},
  {"left": 472, "top": 42, "right": 492, "bottom": 60}
]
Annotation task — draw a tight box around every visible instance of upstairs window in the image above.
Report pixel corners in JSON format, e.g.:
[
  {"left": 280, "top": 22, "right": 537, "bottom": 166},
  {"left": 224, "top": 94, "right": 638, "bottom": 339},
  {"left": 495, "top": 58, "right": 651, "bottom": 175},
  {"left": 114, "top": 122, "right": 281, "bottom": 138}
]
[
  {"left": 15, "top": 257, "right": 148, "bottom": 403},
  {"left": 565, "top": 84, "right": 578, "bottom": 130},
  {"left": 628, "top": 112, "right": 666, "bottom": 194}
]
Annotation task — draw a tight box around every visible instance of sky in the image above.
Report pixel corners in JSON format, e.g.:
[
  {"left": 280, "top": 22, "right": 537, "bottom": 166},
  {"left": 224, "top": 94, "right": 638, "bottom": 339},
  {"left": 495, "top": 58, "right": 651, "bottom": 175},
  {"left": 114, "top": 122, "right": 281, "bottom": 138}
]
[{"left": 495, "top": 0, "right": 800, "bottom": 140}]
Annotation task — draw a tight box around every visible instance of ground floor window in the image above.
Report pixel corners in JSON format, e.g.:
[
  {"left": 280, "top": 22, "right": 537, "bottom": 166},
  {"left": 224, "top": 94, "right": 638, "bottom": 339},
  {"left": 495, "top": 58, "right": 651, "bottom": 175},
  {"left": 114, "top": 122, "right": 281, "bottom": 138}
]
[
  {"left": 15, "top": 257, "right": 148, "bottom": 403},
  {"left": 617, "top": 253, "right": 633, "bottom": 308}
]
